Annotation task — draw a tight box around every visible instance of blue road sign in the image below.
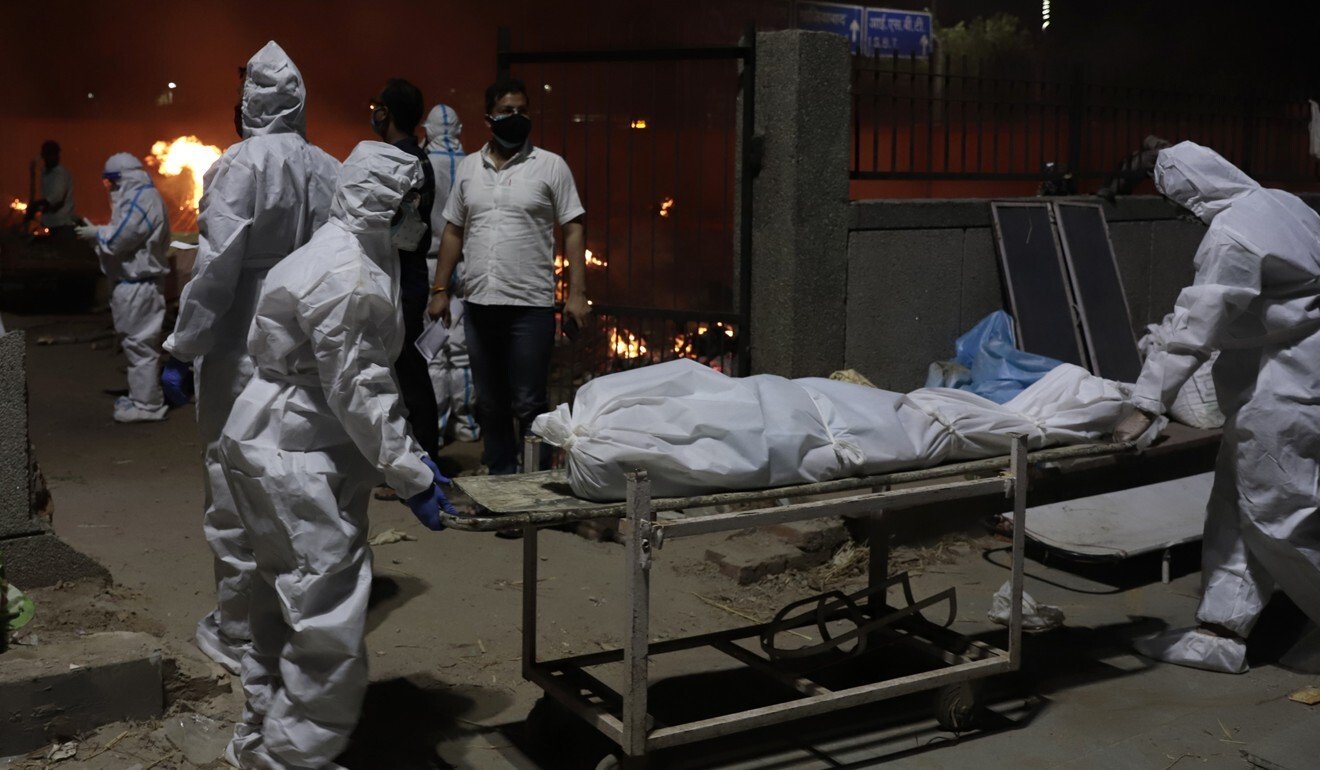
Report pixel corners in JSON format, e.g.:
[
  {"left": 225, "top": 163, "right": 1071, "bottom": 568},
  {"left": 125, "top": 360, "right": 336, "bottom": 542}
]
[
  {"left": 863, "top": 7, "right": 934, "bottom": 58},
  {"left": 797, "top": 2, "right": 865, "bottom": 54}
]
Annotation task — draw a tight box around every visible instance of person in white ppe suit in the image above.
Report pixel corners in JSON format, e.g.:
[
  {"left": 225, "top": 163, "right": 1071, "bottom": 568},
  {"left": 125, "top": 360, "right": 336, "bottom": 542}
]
[
  {"left": 219, "top": 141, "right": 454, "bottom": 770},
  {"left": 161, "top": 41, "right": 340, "bottom": 674},
  {"left": 1115, "top": 141, "right": 1320, "bottom": 674},
  {"left": 423, "top": 104, "right": 479, "bottom": 446},
  {"left": 74, "top": 153, "right": 170, "bottom": 423}
]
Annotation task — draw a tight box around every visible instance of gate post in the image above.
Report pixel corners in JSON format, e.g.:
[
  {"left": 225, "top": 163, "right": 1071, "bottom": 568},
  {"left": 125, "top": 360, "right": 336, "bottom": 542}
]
[{"left": 740, "top": 30, "right": 851, "bottom": 378}]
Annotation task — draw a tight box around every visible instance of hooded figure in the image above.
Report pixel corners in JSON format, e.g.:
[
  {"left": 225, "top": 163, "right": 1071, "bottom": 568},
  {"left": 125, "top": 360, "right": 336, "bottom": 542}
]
[
  {"left": 219, "top": 141, "right": 448, "bottom": 770},
  {"left": 1124, "top": 141, "right": 1320, "bottom": 673},
  {"left": 78, "top": 153, "right": 170, "bottom": 422},
  {"left": 161, "top": 41, "right": 341, "bottom": 674},
  {"left": 422, "top": 104, "right": 479, "bottom": 445}
]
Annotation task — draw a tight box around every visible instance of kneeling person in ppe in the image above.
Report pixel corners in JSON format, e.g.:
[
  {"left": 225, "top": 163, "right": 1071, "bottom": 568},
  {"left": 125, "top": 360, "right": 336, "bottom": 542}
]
[
  {"left": 1115, "top": 141, "right": 1320, "bottom": 674},
  {"left": 76, "top": 153, "right": 170, "bottom": 423},
  {"left": 218, "top": 142, "right": 455, "bottom": 769}
]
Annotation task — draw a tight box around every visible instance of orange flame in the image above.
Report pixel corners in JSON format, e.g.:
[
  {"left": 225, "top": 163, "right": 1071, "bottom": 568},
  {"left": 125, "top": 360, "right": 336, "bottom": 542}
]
[
  {"left": 9, "top": 198, "right": 27, "bottom": 213},
  {"left": 149, "top": 136, "right": 222, "bottom": 211},
  {"left": 609, "top": 328, "right": 647, "bottom": 359},
  {"left": 658, "top": 197, "right": 674, "bottom": 218}
]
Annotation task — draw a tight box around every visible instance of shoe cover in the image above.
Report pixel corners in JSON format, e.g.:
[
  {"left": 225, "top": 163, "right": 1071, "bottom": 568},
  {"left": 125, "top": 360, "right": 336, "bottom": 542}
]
[
  {"left": 195, "top": 615, "right": 243, "bottom": 675},
  {"left": 113, "top": 401, "right": 167, "bottom": 423},
  {"left": 1133, "top": 627, "right": 1248, "bottom": 674}
]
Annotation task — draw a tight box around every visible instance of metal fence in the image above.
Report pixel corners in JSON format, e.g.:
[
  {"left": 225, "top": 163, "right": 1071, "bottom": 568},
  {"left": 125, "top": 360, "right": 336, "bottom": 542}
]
[
  {"left": 851, "top": 54, "right": 1320, "bottom": 186},
  {"left": 498, "top": 31, "right": 754, "bottom": 405}
]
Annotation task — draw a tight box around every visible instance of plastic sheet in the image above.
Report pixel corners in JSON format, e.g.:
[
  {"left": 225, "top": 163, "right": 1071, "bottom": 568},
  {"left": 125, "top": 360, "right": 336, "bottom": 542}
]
[
  {"left": 534, "top": 358, "right": 1138, "bottom": 501},
  {"left": 926, "top": 311, "right": 1063, "bottom": 404}
]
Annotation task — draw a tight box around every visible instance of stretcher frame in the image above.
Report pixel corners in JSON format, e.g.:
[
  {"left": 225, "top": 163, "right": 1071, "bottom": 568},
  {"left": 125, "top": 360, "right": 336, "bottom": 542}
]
[{"left": 446, "top": 436, "right": 1129, "bottom": 768}]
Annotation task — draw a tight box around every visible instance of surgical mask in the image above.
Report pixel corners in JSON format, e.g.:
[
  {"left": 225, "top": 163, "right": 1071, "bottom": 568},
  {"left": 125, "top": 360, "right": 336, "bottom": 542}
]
[
  {"left": 390, "top": 194, "right": 426, "bottom": 252},
  {"left": 489, "top": 112, "right": 531, "bottom": 149}
]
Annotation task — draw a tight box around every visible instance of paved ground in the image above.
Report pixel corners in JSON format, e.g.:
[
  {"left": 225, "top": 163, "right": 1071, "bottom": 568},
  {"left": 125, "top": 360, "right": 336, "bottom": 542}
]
[{"left": 5, "top": 311, "right": 1320, "bottom": 769}]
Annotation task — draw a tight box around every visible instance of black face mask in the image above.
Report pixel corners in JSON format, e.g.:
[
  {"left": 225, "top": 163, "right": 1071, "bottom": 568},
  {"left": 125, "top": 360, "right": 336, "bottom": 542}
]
[
  {"left": 489, "top": 112, "right": 531, "bottom": 149},
  {"left": 234, "top": 103, "right": 244, "bottom": 139}
]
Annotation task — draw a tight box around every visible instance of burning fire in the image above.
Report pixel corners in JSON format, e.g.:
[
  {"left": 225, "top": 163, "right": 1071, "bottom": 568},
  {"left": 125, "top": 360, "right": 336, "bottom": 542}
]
[
  {"left": 629, "top": 119, "right": 648, "bottom": 130},
  {"left": 609, "top": 328, "right": 647, "bottom": 359},
  {"left": 553, "top": 249, "right": 607, "bottom": 302},
  {"left": 149, "top": 136, "right": 222, "bottom": 211},
  {"left": 9, "top": 198, "right": 27, "bottom": 213},
  {"left": 672, "top": 322, "right": 736, "bottom": 355},
  {"left": 658, "top": 197, "right": 674, "bottom": 218}
]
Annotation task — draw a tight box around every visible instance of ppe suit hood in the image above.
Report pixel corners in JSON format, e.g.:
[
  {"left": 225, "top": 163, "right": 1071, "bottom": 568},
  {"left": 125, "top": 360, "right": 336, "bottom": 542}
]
[
  {"left": 1154, "top": 141, "right": 1260, "bottom": 224},
  {"left": 330, "top": 141, "right": 424, "bottom": 233},
  {"left": 241, "top": 41, "right": 307, "bottom": 138},
  {"left": 103, "top": 152, "right": 152, "bottom": 194},
  {"left": 423, "top": 104, "right": 463, "bottom": 153}
]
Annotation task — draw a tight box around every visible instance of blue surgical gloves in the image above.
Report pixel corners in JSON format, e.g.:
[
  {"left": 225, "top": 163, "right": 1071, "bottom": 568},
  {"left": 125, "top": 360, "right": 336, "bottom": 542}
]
[
  {"left": 160, "top": 357, "right": 194, "bottom": 407},
  {"left": 403, "top": 455, "right": 457, "bottom": 531}
]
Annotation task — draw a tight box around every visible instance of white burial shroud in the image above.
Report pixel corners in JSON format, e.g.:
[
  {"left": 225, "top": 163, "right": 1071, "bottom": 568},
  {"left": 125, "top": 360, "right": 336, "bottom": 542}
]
[{"left": 533, "top": 358, "right": 1141, "bottom": 501}]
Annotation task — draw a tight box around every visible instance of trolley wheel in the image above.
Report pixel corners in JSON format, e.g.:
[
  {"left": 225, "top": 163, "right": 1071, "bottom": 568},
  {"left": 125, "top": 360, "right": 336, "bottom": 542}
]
[
  {"left": 934, "top": 681, "right": 983, "bottom": 733},
  {"left": 596, "top": 754, "right": 649, "bottom": 770}
]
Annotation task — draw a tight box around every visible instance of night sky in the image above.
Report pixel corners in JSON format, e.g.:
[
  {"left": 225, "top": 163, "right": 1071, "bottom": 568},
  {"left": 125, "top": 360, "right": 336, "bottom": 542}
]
[{"left": 2, "top": 1, "right": 1314, "bottom": 219}]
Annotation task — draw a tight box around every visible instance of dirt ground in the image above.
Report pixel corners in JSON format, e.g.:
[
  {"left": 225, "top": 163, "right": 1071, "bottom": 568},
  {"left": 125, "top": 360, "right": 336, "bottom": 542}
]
[{"left": 6, "top": 311, "right": 1320, "bottom": 769}]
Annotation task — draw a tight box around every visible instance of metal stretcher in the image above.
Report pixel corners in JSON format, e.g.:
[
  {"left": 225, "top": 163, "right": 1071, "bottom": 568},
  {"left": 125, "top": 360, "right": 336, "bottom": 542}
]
[{"left": 443, "top": 436, "right": 1130, "bottom": 769}]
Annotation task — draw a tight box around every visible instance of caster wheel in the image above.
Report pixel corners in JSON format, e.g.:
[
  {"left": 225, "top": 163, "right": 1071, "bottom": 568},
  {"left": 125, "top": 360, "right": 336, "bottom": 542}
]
[
  {"left": 935, "top": 681, "right": 982, "bottom": 732},
  {"left": 596, "top": 755, "right": 648, "bottom": 770}
]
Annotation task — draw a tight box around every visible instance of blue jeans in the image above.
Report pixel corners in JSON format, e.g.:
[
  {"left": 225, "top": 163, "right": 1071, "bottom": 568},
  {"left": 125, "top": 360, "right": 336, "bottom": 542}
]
[{"left": 464, "top": 303, "right": 555, "bottom": 475}]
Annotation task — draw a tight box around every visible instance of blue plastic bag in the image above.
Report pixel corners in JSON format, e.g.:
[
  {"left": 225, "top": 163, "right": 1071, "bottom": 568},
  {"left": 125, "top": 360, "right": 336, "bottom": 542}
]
[{"left": 940, "top": 311, "right": 1062, "bottom": 403}]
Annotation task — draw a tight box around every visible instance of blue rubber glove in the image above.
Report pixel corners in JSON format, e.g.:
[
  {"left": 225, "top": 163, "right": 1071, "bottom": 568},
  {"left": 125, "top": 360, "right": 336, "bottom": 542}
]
[
  {"left": 403, "top": 456, "right": 457, "bottom": 531},
  {"left": 160, "top": 357, "right": 194, "bottom": 407}
]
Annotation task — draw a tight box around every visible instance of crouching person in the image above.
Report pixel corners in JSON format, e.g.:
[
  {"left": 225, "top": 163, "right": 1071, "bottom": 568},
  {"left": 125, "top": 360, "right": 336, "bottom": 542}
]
[{"left": 218, "top": 141, "right": 455, "bottom": 769}]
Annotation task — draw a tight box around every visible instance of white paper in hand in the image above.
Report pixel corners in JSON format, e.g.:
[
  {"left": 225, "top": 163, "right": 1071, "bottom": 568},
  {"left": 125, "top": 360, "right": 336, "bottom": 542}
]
[{"left": 415, "top": 317, "right": 450, "bottom": 361}]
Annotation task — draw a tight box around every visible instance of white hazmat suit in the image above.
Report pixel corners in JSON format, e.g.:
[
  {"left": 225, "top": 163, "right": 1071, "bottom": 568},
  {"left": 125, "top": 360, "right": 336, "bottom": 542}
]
[
  {"left": 92, "top": 153, "right": 170, "bottom": 422},
  {"left": 423, "top": 104, "right": 479, "bottom": 444},
  {"left": 1130, "top": 141, "right": 1320, "bottom": 673},
  {"left": 163, "top": 41, "right": 340, "bottom": 672},
  {"left": 219, "top": 142, "right": 431, "bottom": 769}
]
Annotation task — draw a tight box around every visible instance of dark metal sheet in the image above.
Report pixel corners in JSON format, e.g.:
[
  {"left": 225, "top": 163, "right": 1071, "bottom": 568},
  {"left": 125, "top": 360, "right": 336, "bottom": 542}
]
[
  {"left": 989, "top": 202, "right": 1087, "bottom": 366},
  {"left": 1054, "top": 202, "right": 1142, "bottom": 382}
]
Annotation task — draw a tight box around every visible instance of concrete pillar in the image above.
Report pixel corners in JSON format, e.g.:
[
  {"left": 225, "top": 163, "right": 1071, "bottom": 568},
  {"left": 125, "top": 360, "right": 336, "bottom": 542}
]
[
  {"left": 0, "top": 331, "right": 109, "bottom": 587},
  {"left": 746, "top": 30, "right": 851, "bottom": 377}
]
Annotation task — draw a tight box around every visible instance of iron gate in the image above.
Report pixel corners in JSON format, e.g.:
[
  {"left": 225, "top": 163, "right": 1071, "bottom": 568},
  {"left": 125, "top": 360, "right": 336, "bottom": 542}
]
[{"left": 495, "top": 28, "right": 755, "bottom": 405}]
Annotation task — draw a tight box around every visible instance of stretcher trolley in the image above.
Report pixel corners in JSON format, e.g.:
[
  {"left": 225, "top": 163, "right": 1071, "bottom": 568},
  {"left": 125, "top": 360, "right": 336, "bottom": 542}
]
[{"left": 443, "top": 435, "right": 1130, "bottom": 768}]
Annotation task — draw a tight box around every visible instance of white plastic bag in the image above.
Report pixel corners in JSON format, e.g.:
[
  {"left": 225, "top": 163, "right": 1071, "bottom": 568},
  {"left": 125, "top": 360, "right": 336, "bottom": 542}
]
[
  {"left": 534, "top": 359, "right": 1133, "bottom": 501},
  {"left": 987, "top": 580, "right": 1065, "bottom": 632},
  {"left": 1138, "top": 314, "right": 1225, "bottom": 429}
]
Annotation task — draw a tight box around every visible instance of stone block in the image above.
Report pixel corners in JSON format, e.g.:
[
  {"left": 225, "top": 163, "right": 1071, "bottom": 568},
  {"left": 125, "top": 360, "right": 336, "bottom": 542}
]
[
  {"left": 1148, "top": 219, "right": 1205, "bottom": 321},
  {"left": 1107, "top": 221, "right": 1154, "bottom": 331},
  {"left": 846, "top": 228, "right": 964, "bottom": 391},
  {"left": 959, "top": 228, "right": 1004, "bottom": 331},
  {"left": 705, "top": 531, "right": 835, "bottom": 585},
  {"left": 767, "top": 516, "right": 848, "bottom": 553},
  {"left": 1, "top": 532, "right": 111, "bottom": 588},
  {"left": 0, "top": 631, "right": 165, "bottom": 755},
  {"left": 0, "top": 331, "right": 31, "bottom": 539}
]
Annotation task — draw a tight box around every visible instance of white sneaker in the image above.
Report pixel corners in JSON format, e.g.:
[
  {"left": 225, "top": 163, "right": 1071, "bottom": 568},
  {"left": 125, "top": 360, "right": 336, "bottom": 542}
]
[
  {"left": 1134, "top": 627, "right": 1248, "bottom": 674},
  {"left": 113, "top": 401, "right": 167, "bottom": 423},
  {"left": 195, "top": 615, "right": 244, "bottom": 675}
]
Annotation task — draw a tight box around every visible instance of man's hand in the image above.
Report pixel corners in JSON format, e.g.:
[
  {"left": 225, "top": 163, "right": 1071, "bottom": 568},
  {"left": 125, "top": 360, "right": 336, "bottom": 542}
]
[
  {"left": 74, "top": 224, "right": 99, "bottom": 241},
  {"left": 1114, "top": 409, "right": 1156, "bottom": 444},
  {"left": 426, "top": 291, "right": 451, "bottom": 325},
  {"left": 564, "top": 292, "right": 591, "bottom": 330}
]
